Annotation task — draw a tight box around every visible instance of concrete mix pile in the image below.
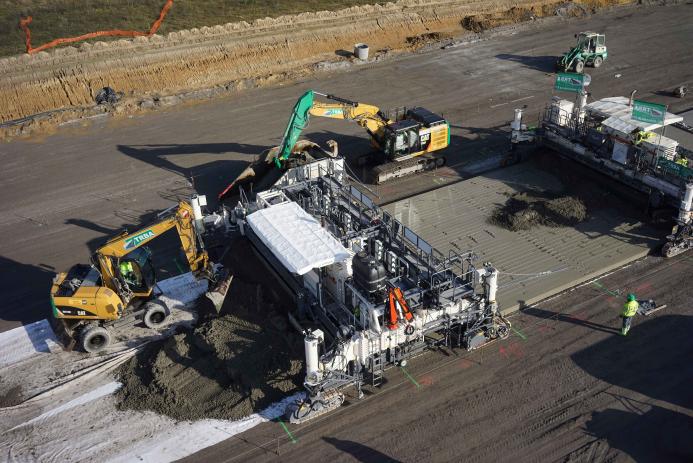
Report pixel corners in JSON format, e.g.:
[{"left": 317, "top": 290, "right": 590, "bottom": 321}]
[
  {"left": 116, "top": 242, "right": 304, "bottom": 421},
  {"left": 491, "top": 191, "right": 588, "bottom": 231}
]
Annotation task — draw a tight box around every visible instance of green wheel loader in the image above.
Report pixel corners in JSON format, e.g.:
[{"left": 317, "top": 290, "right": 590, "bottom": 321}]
[{"left": 557, "top": 32, "right": 607, "bottom": 74}]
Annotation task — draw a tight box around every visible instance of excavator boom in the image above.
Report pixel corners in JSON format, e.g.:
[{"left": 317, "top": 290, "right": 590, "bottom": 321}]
[{"left": 276, "top": 90, "right": 315, "bottom": 166}]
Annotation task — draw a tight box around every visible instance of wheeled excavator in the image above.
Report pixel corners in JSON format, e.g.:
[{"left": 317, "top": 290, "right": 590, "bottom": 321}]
[
  {"left": 50, "top": 196, "right": 231, "bottom": 353},
  {"left": 217, "top": 90, "right": 450, "bottom": 200}
]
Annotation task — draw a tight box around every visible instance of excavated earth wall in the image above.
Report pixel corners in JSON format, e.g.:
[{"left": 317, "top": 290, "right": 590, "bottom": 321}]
[{"left": 0, "top": 0, "right": 631, "bottom": 125}]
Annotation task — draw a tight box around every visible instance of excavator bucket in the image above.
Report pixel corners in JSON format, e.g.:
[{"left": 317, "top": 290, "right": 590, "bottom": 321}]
[
  {"left": 217, "top": 139, "right": 337, "bottom": 202},
  {"left": 205, "top": 267, "right": 233, "bottom": 313},
  {"left": 217, "top": 145, "right": 284, "bottom": 202}
]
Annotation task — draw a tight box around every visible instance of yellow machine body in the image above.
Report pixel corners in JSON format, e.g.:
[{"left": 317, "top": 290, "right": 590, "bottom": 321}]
[
  {"left": 51, "top": 200, "right": 211, "bottom": 323},
  {"left": 308, "top": 96, "right": 450, "bottom": 162}
]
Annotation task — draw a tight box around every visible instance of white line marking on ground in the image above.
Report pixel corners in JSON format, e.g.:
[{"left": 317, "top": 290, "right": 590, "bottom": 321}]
[{"left": 511, "top": 95, "right": 535, "bottom": 103}]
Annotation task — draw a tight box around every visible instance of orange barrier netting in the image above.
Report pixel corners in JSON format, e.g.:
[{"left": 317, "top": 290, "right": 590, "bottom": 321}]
[{"left": 19, "top": 0, "right": 174, "bottom": 54}]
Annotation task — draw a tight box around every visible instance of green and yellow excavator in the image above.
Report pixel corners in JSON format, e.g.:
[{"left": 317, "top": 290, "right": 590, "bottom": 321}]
[
  {"left": 218, "top": 90, "right": 450, "bottom": 200},
  {"left": 50, "top": 197, "right": 231, "bottom": 353}
]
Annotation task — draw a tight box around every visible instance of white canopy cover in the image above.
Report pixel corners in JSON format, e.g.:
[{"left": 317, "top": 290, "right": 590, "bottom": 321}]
[{"left": 246, "top": 201, "right": 350, "bottom": 275}]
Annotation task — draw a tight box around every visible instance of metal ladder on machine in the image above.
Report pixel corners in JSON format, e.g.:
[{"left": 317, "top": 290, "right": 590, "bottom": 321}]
[{"left": 369, "top": 336, "right": 385, "bottom": 387}]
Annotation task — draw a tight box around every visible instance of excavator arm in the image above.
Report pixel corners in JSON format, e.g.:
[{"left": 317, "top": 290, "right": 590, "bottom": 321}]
[
  {"left": 96, "top": 201, "right": 210, "bottom": 297},
  {"left": 308, "top": 96, "right": 390, "bottom": 139},
  {"left": 275, "top": 90, "right": 391, "bottom": 166}
]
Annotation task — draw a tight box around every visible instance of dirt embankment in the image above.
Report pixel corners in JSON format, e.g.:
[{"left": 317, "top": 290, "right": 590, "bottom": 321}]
[
  {"left": 0, "top": 0, "right": 631, "bottom": 132},
  {"left": 116, "top": 240, "right": 304, "bottom": 421}
]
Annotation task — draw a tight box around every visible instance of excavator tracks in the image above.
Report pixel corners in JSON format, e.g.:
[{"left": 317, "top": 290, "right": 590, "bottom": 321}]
[{"left": 371, "top": 154, "right": 446, "bottom": 184}]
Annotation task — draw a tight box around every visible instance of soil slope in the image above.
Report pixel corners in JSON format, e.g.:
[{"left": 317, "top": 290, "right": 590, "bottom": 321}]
[{"left": 0, "top": 0, "right": 629, "bottom": 124}]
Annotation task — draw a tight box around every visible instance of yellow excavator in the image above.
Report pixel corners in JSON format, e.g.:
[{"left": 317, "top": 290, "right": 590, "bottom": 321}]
[
  {"left": 218, "top": 90, "right": 450, "bottom": 200},
  {"left": 50, "top": 196, "right": 230, "bottom": 353},
  {"left": 299, "top": 91, "right": 450, "bottom": 183}
]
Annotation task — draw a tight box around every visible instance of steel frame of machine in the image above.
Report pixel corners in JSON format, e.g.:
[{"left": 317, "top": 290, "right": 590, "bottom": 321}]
[
  {"left": 230, "top": 157, "right": 511, "bottom": 422},
  {"left": 532, "top": 94, "right": 693, "bottom": 257}
]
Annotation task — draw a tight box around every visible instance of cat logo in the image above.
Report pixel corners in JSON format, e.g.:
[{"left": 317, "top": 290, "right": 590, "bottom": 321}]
[{"left": 420, "top": 133, "right": 430, "bottom": 143}]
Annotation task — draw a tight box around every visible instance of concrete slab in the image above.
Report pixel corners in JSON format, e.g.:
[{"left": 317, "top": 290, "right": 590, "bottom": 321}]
[{"left": 384, "top": 163, "right": 663, "bottom": 313}]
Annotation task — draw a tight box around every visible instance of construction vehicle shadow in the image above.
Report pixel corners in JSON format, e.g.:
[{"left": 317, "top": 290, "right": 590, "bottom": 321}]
[
  {"left": 335, "top": 49, "right": 354, "bottom": 58},
  {"left": 495, "top": 54, "right": 558, "bottom": 73},
  {"left": 117, "top": 144, "right": 255, "bottom": 207},
  {"left": 322, "top": 437, "right": 403, "bottom": 463},
  {"left": 581, "top": 406, "right": 693, "bottom": 462},
  {"left": 0, "top": 255, "right": 56, "bottom": 332},
  {"left": 519, "top": 304, "right": 620, "bottom": 335},
  {"left": 571, "top": 315, "right": 693, "bottom": 460}
]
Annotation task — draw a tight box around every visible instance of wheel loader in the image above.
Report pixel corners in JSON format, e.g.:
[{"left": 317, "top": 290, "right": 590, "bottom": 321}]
[
  {"left": 557, "top": 32, "right": 607, "bottom": 74},
  {"left": 50, "top": 195, "right": 232, "bottom": 353}
]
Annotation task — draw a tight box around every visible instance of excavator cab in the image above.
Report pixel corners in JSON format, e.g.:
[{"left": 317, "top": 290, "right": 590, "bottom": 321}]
[
  {"left": 383, "top": 121, "right": 422, "bottom": 159},
  {"left": 382, "top": 107, "right": 448, "bottom": 161},
  {"left": 116, "top": 247, "right": 156, "bottom": 296}
]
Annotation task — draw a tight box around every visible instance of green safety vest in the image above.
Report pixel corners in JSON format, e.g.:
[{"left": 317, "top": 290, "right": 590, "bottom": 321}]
[
  {"left": 120, "top": 261, "right": 133, "bottom": 275},
  {"left": 622, "top": 300, "right": 639, "bottom": 317}
]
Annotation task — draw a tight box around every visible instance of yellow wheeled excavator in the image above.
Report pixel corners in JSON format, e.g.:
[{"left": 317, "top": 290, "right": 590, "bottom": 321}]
[{"left": 50, "top": 196, "right": 230, "bottom": 353}]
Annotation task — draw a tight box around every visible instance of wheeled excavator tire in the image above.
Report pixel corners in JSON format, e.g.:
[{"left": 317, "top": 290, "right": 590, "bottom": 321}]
[
  {"left": 80, "top": 325, "right": 112, "bottom": 353},
  {"left": 143, "top": 301, "right": 169, "bottom": 329}
]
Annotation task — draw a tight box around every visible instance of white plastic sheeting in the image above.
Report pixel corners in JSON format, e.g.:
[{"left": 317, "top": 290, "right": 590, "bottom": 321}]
[
  {"left": 247, "top": 201, "right": 350, "bottom": 275},
  {"left": 586, "top": 96, "right": 683, "bottom": 131},
  {"left": 0, "top": 319, "right": 61, "bottom": 367}
]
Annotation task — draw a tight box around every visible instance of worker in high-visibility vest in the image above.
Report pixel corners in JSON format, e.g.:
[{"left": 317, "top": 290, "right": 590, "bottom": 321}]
[
  {"left": 119, "top": 261, "right": 140, "bottom": 287},
  {"left": 621, "top": 293, "right": 639, "bottom": 336}
]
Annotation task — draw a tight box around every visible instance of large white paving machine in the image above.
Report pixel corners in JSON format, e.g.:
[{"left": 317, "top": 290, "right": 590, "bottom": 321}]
[{"left": 229, "top": 157, "right": 510, "bottom": 423}]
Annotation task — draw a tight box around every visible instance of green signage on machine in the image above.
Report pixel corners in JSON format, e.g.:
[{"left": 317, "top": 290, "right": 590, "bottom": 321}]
[
  {"left": 554, "top": 73, "right": 584, "bottom": 93},
  {"left": 632, "top": 100, "right": 666, "bottom": 125}
]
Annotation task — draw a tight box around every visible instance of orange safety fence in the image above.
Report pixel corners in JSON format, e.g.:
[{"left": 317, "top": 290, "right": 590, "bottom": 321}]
[{"left": 19, "top": 0, "right": 174, "bottom": 55}]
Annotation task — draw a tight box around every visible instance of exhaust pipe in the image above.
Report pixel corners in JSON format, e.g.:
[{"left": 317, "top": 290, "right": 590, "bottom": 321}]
[{"left": 629, "top": 90, "right": 637, "bottom": 107}]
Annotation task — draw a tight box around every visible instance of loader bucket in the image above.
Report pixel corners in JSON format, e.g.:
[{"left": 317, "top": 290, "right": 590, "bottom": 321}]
[{"left": 205, "top": 268, "right": 233, "bottom": 313}]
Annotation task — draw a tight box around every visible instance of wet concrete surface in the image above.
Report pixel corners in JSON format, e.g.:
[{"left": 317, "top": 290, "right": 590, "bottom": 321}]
[{"left": 384, "top": 157, "right": 665, "bottom": 313}]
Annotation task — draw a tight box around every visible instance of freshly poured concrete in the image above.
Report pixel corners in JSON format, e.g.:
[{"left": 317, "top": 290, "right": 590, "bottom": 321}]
[{"left": 384, "top": 163, "right": 663, "bottom": 313}]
